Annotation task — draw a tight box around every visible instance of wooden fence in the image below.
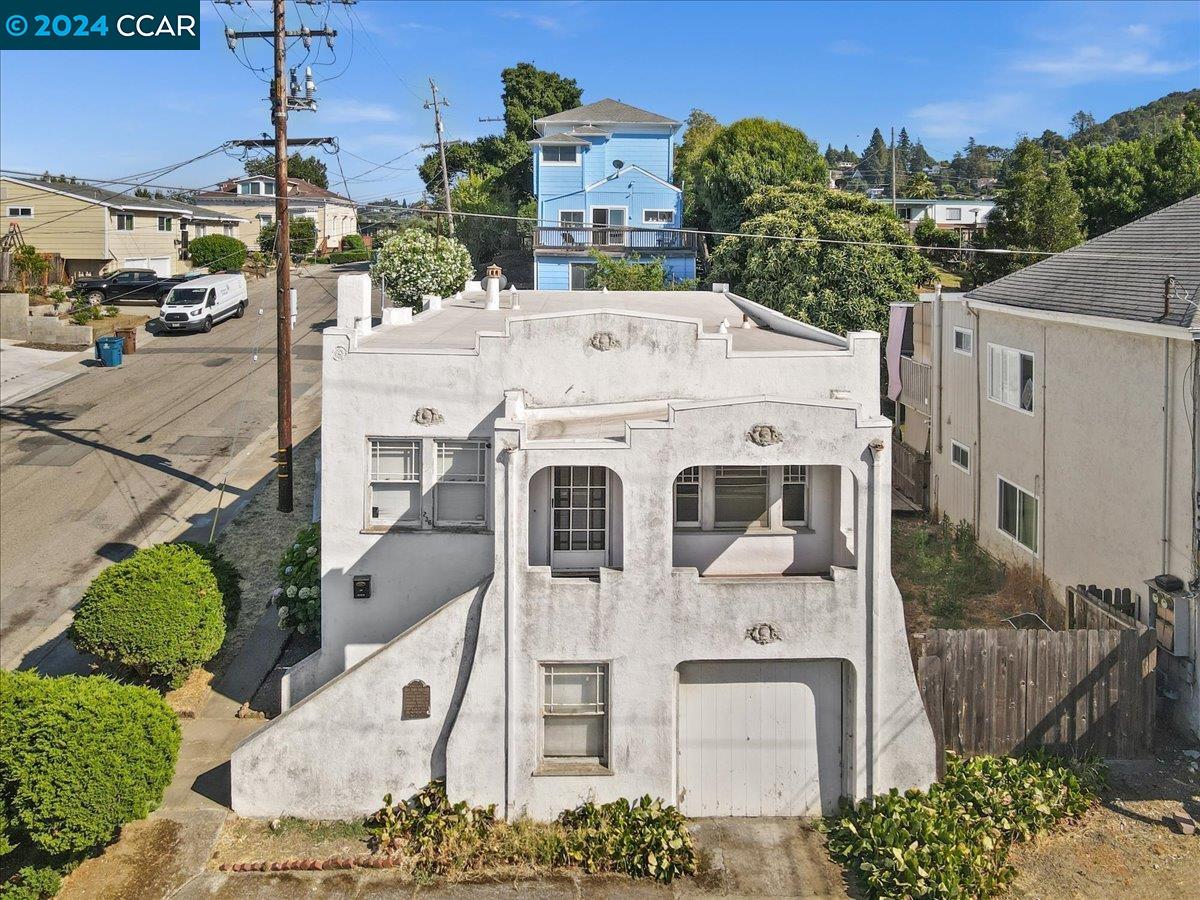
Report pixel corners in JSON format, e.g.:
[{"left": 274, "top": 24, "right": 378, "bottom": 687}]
[
  {"left": 916, "top": 623, "right": 1156, "bottom": 769},
  {"left": 892, "top": 438, "right": 929, "bottom": 510}
]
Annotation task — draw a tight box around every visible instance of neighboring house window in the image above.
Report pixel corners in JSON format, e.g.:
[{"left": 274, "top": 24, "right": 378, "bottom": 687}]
[
  {"left": 944, "top": 207, "right": 963, "bottom": 221},
  {"left": 434, "top": 440, "right": 487, "bottom": 526},
  {"left": 997, "top": 477, "right": 1038, "bottom": 553},
  {"left": 257, "top": 214, "right": 273, "bottom": 226},
  {"left": 223, "top": 224, "right": 235, "bottom": 236},
  {"left": 714, "top": 466, "right": 769, "bottom": 528},
  {"left": 674, "top": 467, "right": 700, "bottom": 527},
  {"left": 953, "top": 326, "right": 973, "bottom": 356},
  {"left": 195, "top": 224, "right": 207, "bottom": 237},
  {"left": 559, "top": 210, "right": 584, "bottom": 227},
  {"left": 951, "top": 441, "right": 971, "bottom": 473},
  {"left": 782, "top": 465, "right": 808, "bottom": 526},
  {"left": 541, "top": 663, "right": 607, "bottom": 766},
  {"left": 987, "top": 344, "right": 1035, "bottom": 413},
  {"left": 158, "top": 216, "right": 172, "bottom": 232},
  {"left": 643, "top": 209, "right": 674, "bottom": 225},
  {"left": 240, "top": 180, "right": 274, "bottom": 196},
  {"left": 115, "top": 214, "right": 134, "bottom": 230},
  {"left": 7, "top": 206, "right": 33, "bottom": 218},
  {"left": 542, "top": 145, "right": 578, "bottom": 164},
  {"left": 368, "top": 438, "right": 421, "bottom": 527}
]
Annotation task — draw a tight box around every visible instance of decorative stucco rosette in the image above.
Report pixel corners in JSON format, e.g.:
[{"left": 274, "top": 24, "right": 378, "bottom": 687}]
[
  {"left": 329, "top": 334, "right": 350, "bottom": 361},
  {"left": 413, "top": 407, "right": 444, "bottom": 426},
  {"left": 588, "top": 331, "right": 622, "bottom": 351},
  {"left": 745, "top": 623, "right": 782, "bottom": 645},
  {"left": 746, "top": 424, "right": 783, "bottom": 446}
]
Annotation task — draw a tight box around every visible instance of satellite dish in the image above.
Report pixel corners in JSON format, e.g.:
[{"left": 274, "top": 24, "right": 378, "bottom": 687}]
[{"left": 612, "top": 159, "right": 624, "bottom": 169}]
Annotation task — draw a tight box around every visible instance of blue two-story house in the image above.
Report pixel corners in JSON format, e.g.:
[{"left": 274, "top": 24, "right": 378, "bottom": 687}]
[{"left": 531, "top": 98, "right": 698, "bottom": 289}]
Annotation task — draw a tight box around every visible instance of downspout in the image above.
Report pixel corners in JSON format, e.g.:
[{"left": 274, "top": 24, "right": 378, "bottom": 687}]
[
  {"left": 867, "top": 437, "right": 886, "bottom": 798},
  {"left": 1040, "top": 325, "right": 1048, "bottom": 589},
  {"left": 501, "top": 446, "right": 516, "bottom": 820},
  {"left": 966, "top": 301, "right": 983, "bottom": 536},
  {"left": 1162, "top": 338, "right": 1173, "bottom": 572},
  {"left": 933, "top": 284, "right": 944, "bottom": 454}
]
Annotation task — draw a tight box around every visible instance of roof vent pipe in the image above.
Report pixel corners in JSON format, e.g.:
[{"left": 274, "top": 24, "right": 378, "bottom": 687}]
[
  {"left": 1164, "top": 275, "right": 1175, "bottom": 319},
  {"left": 484, "top": 263, "right": 503, "bottom": 310}
]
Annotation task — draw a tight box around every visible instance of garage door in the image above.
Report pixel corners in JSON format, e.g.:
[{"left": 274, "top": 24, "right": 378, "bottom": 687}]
[
  {"left": 677, "top": 660, "right": 843, "bottom": 816},
  {"left": 123, "top": 256, "right": 171, "bottom": 277}
]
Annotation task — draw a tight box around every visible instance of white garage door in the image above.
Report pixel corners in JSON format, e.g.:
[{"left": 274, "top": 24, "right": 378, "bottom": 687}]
[
  {"left": 677, "top": 660, "right": 844, "bottom": 816},
  {"left": 123, "top": 256, "right": 171, "bottom": 277}
]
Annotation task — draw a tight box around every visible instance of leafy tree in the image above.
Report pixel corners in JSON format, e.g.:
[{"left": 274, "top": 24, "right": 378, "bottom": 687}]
[
  {"left": 258, "top": 216, "right": 318, "bottom": 260},
  {"left": 450, "top": 172, "right": 511, "bottom": 274},
  {"left": 694, "top": 118, "right": 827, "bottom": 233},
  {"left": 499, "top": 61, "right": 582, "bottom": 141},
  {"left": 1069, "top": 88, "right": 1200, "bottom": 145},
  {"left": 909, "top": 141, "right": 936, "bottom": 172},
  {"left": 707, "top": 183, "right": 934, "bottom": 335},
  {"left": 840, "top": 144, "right": 859, "bottom": 164},
  {"left": 245, "top": 153, "right": 329, "bottom": 189},
  {"left": 1066, "top": 139, "right": 1150, "bottom": 235},
  {"left": 372, "top": 228, "right": 473, "bottom": 308},
  {"left": 673, "top": 108, "right": 722, "bottom": 230},
  {"left": 1038, "top": 129, "right": 1070, "bottom": 159},
  {"left": 584, "top": 251, "right": 697, "bottom": 291},
  {"left": 906, "top": 171, "right": 937, "bottom": 199},
  {"left": 1143, "top": 118, "right": 1200, "bottom": 212},
  {"left": 1069, "top": 110, "right": 1097, "bottom": 139},
  {"left": 825, "top": 144, "right": 840, "bottom": 166}
]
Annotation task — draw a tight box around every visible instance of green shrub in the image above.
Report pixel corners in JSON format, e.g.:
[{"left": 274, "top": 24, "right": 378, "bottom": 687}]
[
  {"left": 823, "top": 752, "right": 1104, "bottom": 899},
  {"left": 274, "top": 523, "right": 319, "bottom": 635},
  {"left": 178, "top": 541, "right": 241, "bottom": 626},
  {"left": 368, "top": 781, "right": 497, "bottom": 875},
  {"left": 11, "top": 247, "right": 48, "bottom": 288},
  {"left": 372, "top": 228, "right": 473, "bottom": 309},
  {"left": 0, "top": 671, "right": 180, "bottom": 858},
  {"left": 584, "top": 251, "right": 698, "bottom": 292},
  {"left": 340, "top": 233, "right": 367, "bottom": 251},
  {"left": 47, "top": 288, "right": 67, "bottom": 303},
  {"left": 329, "top": 250, "right": 370, "bottom": 264},
  {"left": 0, "top": 865, "right": 61, "bottom": 900},
  {"left": 259, "top": 218, "right": 317, "bottom": 261},
  {"left": 187, "top": 234, "right": 247, "bottom": 272},
  {"left": 71, "top": 544, "right": 226, "bottom": 687},
  {"left": 307, "top": 255, "right": 331, "bottom": 265},
  {"left": 557, "top": 795, "right": 696, "bottom": 883}
]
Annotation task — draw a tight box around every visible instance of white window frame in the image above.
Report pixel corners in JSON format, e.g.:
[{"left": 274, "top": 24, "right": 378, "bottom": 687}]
[
  {"left": 987, "top": 343, "right": 1035, "bottom": 415},
  {"left": 157, "top": 216, "right": 173, "bottom": 232},
  {"left": 944, "top": 207, "right": 963, "bottom": 221},
  {"left": 713, "top": 465, "right": 771, "bottom": 529},
  {"left": 114, "top": 214, "right": 134, "bottom": 231},
  {"left": 366, "top": 438, "right": 422, "bottom": 529},
  {"left": 952, "top": 326, "right": 973, "bottom": 356},
  {"left": 950, "top": 441, "right": 971, "bottom": 473},
  {"left": 6, "top": 206, "right": 33, "bottom": 218},
  {"left": 558, "top": 209, "right": 584, "bottom": 227},
  {"left": 256, "top": 213, "right": 273, "bottom": 226},
  {"left": 996, "top": 475, "right": 1039, "bottom": 554},
  {"left": 539, "top": 662, "right": 609, "bottom": 768},
  {"left": 673, "top": 467, "right": 701, "bottom": 528},
  {"left": 642, "top": 208, "right": 674, "bottom": 225},
  {"left": 782, "top": 465, "right": 809, "bottom": 527},
  {"left": 434, "top": 440, "right": 488, "bottom": 527},
  {"left": 541, "top": 144, "right": 579, "bottom": 165}
]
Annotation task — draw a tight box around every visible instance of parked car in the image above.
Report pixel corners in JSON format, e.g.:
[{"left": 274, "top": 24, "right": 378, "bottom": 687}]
[
  {"left": 157, "top": 273, "right": 248, "bottom": 333},
  {"left": 73, "top": 269, "right": 187, "bottom": 305}
]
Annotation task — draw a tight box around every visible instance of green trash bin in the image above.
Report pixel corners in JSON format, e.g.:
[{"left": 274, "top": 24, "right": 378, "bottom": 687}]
[{"left": 95, "top": 335, "right": 124, "bottom": 368}]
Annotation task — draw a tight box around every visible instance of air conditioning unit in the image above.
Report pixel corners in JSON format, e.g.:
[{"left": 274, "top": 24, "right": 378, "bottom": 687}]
[{"left": 1146, "top": 574, "right": 1193, "bottom": 657}]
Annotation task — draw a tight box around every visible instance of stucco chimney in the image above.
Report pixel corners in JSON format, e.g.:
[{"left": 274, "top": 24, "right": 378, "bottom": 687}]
[{"left": 484, "top": 263, "right": 503, "bottom": 310}]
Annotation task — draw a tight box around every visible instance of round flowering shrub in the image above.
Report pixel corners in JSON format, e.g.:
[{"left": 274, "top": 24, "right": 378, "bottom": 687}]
[
  {"left": 274, "top": 523, "right": 320, "bottom": 635},
  {"left": 371, "top": 227, "right": 473, "bottom": 309}
]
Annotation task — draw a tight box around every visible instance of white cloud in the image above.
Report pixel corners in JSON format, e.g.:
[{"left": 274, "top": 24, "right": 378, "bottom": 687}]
[
  {"left": 829, "top": 39, "right": 869, "bottom": 56},
  {"left": 319, "top": 100, "right": 401, "bottom": 125},
  {"left": 1013, "top": 22, "right": 1194, "bottom": 84},
  {"left": 494, "top": 9, "right": 566, "bottom": 32},
  {"left": 908, "top": 94, "right": 1030, "bottom": 143}
]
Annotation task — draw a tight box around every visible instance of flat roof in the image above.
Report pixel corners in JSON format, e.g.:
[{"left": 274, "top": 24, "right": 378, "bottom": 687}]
[{"left": 358, "top": 291, "right": 845, "bottom": 353}]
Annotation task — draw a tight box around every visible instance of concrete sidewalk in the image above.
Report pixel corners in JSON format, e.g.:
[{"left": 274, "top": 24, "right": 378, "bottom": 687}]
[{"left": 0, "top": 339, "right": 89, "bottom": 406}]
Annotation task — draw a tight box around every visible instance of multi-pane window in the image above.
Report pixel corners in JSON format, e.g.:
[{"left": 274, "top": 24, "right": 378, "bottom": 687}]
[
  {"left": 998, "top": 477, "right": 1038, "bottom": 553},
  {"left": 988, "top": 344, "right": 1035, "bottom": 413},
  {"left": 542, "top": 663, "right": 607, "bottom": 765},
  {"left": 674, "top": 467, "right": 700, "bottom": 527},
  {"left": 559, "top": 210, "right": 584, "bottom": 226},
  {"left": 945, "top": 207, "right": 963, "bottom": 221},
  {"left": 714, "top": 466, "right": 769, "bottom": 528},
  {"left": 782, "top": 465, "right": 808, "bottom": 526},
  {"left": 6, "top": 206, "right": 33, "bottom": 218},
  {"left": 951, "top": 441, "right": 970, "bottom": 472},
  {"left": 115, "top": 214, "right": 134, "bottom": 230},
  {"left": 552, "top": 467, "right": 607, "bottom": 551},
  {"left": 435, "top": 441, "right": 487, "bottom": 526},
  {"left": 542, "top": 144, "right": 578, "bottom": 164},
  {"left": 953, "top": 326, "right": 973, "bottom": 355},
  {"left": 643, "top": 209, "right": 674, "bottom": 224},
  {"left": 257, "top": 213, "right": 273, "bottom": 226},
  {"left": 368, "top": 439, "right": 421, "bottom": 527},
  {"left": 157, "top": 216, "right": 172, "bottom": 232}
]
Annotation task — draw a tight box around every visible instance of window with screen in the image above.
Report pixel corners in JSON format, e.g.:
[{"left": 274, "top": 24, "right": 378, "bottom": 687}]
[
  {"left": 368, "top": 439, "right": 421, "bottom": 527},
  {"left": 714, "top": 466, "right": 769, "bottom": 528},
  {"left": 542, "top": 145, "right": 578, "bottom": 164},
  {"left": 542, "top": 663, "right": 607, "bottom": 765},
  {"left": 435, "top": 441, "right": 487, "bottom": 526}
]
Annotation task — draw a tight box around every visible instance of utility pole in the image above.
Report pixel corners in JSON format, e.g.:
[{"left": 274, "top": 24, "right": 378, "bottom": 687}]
[
  {"left": 890, "top": 126, "right": 897, "bottom": 214},
  {"left": 425, "top": 79, "right": 454, "bottom": 235},
  {"left": 224, "top": 1, "right": 338, "bottom": 512}
]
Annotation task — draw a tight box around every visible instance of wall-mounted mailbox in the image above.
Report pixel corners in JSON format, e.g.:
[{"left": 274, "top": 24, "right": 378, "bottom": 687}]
[{"left": 352, "top": 575, "right": 371, "bottom": 600}]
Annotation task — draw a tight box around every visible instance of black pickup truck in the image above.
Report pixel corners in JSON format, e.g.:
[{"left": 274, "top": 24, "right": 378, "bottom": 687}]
[{"left": 73, "top": 268, "right": 194, "bottom": 305}]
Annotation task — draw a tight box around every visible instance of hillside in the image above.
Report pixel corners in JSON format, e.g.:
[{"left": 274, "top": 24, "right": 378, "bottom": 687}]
[{"left": 1072, "top": 89, "right": 1200, "bottom": 145}]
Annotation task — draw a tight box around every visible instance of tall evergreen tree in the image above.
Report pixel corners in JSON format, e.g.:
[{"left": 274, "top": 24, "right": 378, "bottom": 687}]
[
  {"left": 896, "top": 128, "right": 913, "bottom": 174},
  {"left": 859, "top": 128, "right": 890, "bottom": 186}
]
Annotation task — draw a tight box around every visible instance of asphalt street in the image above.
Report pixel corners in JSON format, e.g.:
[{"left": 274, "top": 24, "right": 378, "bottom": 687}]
[{"left": 0, "top": 265, "right": 346, "bottom": 667}]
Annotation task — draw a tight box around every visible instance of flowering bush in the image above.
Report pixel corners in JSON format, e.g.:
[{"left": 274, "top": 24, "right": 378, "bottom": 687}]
[
  {"left": 371, "top": 228, "right": 473, "bottom": 309},
  {"left": 273, "top": 523, "right": 320, "bottom": 635}
]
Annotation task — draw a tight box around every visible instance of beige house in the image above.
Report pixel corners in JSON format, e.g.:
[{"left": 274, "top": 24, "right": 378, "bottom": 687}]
[
  {"left": 891, "top": 196, "right": 1200, "bottom": 738},
  {"left": 195, "top": 175, "right": 357, "bottom": 251},
  {"left": 1, "top": 176, "right": 243, "bottom": 278}
]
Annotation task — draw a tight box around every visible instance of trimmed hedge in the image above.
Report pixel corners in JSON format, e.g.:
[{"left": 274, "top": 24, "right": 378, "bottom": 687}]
[
  {"left": 330, "top": 250, "right": 370, "bottom": 264},
  {"left": 71, "top": 544, "right": 225, "bottom": 687},
  {"left": 340, "top": 233, "right": 367, "bottom": 251},
  {"left": 178, "top": 541, "right": 242, "bottom": 626},
  {"left": 0, "top": 671, "right": 180, "bottom": 858},
  {"left": 187, "top": 234, "right": 247, "bottom": 272}
]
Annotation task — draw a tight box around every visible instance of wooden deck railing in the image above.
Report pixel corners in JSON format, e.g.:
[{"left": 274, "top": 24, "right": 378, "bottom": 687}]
[{"left": 534, "top": 226, "right": 699, "bottom": 252}]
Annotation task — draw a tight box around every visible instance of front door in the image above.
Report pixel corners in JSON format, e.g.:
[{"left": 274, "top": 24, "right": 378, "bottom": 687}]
[
  {"left": 591, "top": 208, "right": 626, "bottom": 246},
  {"left": 550, "top": 466, "right": 607, "bottom": 571}
]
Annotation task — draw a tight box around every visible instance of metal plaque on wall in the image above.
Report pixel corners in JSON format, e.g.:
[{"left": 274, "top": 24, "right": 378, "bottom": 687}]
[{"left": 402, "top": 680, "right": 430, "bottom": 719}]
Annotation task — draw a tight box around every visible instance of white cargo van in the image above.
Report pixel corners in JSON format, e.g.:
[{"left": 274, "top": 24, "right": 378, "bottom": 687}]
[{"left": 158, "top": 274, "right": 248, "bottom": 333}]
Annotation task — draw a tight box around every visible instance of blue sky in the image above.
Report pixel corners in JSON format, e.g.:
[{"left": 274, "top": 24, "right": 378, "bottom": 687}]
[{"left": 1, "top": 0, "right": 1197, "bottom": 205}]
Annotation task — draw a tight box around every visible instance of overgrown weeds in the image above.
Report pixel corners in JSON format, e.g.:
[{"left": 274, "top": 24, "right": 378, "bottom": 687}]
[{"left": 893, "top": 516, "right": 1006, "bottom": 628}]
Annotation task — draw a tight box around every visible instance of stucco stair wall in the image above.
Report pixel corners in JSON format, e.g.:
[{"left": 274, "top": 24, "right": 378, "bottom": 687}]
[{"left": 230, "top": 576, "right": 492, "bottom": 819}]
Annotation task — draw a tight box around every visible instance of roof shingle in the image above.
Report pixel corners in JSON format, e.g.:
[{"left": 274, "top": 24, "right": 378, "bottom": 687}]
[{"left": 535, "top": 98, "right": 679, "bottom": 127}]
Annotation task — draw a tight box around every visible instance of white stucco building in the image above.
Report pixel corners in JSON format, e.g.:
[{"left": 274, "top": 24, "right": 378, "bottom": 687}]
[{"left": 231, "top": 275, "right": 936, "bottom": 820}]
